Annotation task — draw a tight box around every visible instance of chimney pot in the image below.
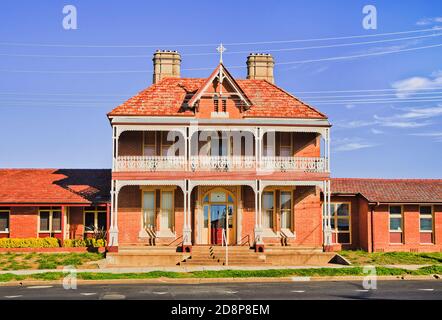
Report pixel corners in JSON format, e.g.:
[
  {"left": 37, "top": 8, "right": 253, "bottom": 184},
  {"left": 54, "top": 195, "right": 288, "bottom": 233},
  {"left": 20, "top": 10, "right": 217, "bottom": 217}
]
[
  {"left": 246, "top": 53, "right": 275, "bottom": 83},
  {"left": 152, "top": 50, "right": 181, "bottom": 84}
]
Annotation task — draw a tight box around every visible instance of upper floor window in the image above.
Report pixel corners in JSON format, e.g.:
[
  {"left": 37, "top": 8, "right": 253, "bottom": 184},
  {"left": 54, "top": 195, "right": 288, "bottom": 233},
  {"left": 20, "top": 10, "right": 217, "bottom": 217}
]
[
  {"left": 279, "top": 132, "right": 292, "bottom": 157},
  {"left": 84, "top": 206, "right": 107, "bottom": 232},
  {"left": 143, "top": 131, "right": 156, "bottom": 156},
  {"left": 39, "top": 207, "right": 62, "bottom": 232},
  {"left": 0, "top": 209, "right": 9, "bottom": 233},
  {"left": 143, "top": 131, "right": 179, "bottom": 156}
]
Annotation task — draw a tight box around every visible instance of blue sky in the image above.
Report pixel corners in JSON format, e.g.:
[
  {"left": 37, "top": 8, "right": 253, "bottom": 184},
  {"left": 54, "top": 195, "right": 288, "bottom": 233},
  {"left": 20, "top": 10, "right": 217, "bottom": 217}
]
[{"left": 0, "top": 0, "right": 441, "bottom": 178}]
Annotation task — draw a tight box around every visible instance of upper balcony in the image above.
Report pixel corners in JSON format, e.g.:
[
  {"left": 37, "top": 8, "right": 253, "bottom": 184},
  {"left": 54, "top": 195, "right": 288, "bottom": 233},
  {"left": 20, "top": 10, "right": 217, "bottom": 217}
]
[{"left": 113, "top": 129, "right": 330, "bottom": 174}]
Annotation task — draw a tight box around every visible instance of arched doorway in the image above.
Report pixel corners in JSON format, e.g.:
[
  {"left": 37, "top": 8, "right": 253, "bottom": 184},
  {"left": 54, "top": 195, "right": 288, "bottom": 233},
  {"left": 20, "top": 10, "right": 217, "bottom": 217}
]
[{"left": 201, "top": 188, "right": 236, "bottom": 245}]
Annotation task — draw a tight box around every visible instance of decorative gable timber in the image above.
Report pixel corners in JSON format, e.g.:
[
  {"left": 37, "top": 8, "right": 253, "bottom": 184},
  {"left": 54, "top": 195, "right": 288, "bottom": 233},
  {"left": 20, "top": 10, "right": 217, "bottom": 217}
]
[{"left": 187, "top": 63, "right": 252, "bottom": 109}]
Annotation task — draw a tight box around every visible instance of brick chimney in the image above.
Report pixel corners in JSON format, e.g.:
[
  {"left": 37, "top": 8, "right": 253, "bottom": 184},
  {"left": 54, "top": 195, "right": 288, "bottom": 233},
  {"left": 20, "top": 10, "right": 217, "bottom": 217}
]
[
  {"left": 246, "top": 53, "right": 275, "bottom": 83},
  {"left": 152, "top": 50, "right": 181, "bottom": 84}
]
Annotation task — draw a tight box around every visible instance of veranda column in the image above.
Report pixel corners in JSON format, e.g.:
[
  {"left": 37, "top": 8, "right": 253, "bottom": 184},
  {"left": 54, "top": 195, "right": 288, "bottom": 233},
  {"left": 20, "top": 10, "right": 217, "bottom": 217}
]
[
  {"left": 182, "top": 180, "right": 192, "bottom": 252},
  {"left": 323, "top": 180, "right": 332, "bottom": 249},
  {"left": 254, "top": 179, "right": 264, "bottom": 252},
  {"left": 108, "top": 180, "right": 119, "bottom": 251}
]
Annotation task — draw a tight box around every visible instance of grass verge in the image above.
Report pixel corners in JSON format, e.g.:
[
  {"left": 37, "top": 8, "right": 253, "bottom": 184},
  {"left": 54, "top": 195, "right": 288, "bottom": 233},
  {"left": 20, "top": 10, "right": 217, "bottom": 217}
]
[
  {"left": 0, "top": 252, "right": 105, "bottom": 270},
  {"left": 338, "top": 250, "right": 442, "bottom": 265},
  {"left": 0, "top": 265, "right": 440, "bottom": 283}
]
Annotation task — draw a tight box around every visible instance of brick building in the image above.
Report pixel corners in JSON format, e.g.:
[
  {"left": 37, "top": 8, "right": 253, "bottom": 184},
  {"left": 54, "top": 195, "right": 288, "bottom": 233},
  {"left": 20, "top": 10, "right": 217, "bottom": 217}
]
[{"left": 0, "top": 51, "right": 440, "bottom": 254}]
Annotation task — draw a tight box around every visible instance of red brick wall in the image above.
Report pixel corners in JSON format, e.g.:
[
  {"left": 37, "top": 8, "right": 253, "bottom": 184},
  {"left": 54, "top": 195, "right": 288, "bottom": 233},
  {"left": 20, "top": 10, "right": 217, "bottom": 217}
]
[
  {"left": 10, "top": 207, "right": 38, "bottom": 238},
  {"left": 117, "top": 186, "right": 185, "bottom": 245},
  {"left": 241, "top": 186, "right": 256, "bottom": 241},
  {"left": 118, "top": 131, "right": 143, "bottom": 156},
  {"left": 293, "top": 133, "right": 320, "bottom": 157},
  {"left": 118, "top": 185, "right": 142, "bottom": 244},
  {"left": 292, "top": 186, "right": 322, "bottom": 247},
  {"left": 68, "top": 207, "right": 84, "bottom": 239}
]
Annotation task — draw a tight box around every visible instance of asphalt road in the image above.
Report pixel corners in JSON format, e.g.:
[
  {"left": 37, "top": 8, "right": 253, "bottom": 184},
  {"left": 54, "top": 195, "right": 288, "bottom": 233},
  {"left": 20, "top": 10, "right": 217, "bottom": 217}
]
[{"left": 0, "top": 280, "right": 440, "bottom": 300}]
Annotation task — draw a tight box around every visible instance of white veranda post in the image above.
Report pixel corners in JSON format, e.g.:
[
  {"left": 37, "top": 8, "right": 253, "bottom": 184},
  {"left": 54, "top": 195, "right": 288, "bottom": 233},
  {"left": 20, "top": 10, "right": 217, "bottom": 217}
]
[
  {"left": 323, "top": 180, "right": 332, "bottom": 246},
  {"left": 109, "top": 180, "right": 119, "bottom": 247},
  {"left": 183, "top": 180, "right": 192, "bottom": 246}
]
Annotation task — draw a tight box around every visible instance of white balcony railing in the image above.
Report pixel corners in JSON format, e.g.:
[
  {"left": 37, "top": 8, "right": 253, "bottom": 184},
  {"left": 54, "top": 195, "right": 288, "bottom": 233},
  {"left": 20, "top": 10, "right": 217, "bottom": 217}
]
[
  {"left": 261, "top": 156, "right": 327, "bottom": 172},
  {"left": 190, "top": 156, "right": 256, "bottom": 171},
  {"left": 115, "top": 156, "right": 327, "bottom": 173},
  {"left": 115, "top": 156, "right": 186, "bottom": 171}
]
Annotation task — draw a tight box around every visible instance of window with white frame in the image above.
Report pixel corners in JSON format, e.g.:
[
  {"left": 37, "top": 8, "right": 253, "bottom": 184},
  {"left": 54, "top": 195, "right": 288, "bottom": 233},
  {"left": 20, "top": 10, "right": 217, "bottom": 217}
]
[
  {"left": 0, "top": 209, "right": 9, "bottom": 232},
  {"left": 330, "top": 203, "right": 351, "bottom": 244},
  {"left": 389, "top": 205, "right": 403, "bottom": 232},
  {"left": 142, "top": 191, "right": 156, "bottom": 229},
  {"left": 39, "top": 207, "right": 62, "bottom": 232},
  {"left": 160, "top": 190, "right": 174, "bottom": 231},
  {"left": 84, "top": 206, "right": 107, "bottom": 232},
  {"left": 280, "top": 191, "right": 292, "bottom": 229},
  {"left": 419, "top": 205, "right": 433, "bottom": 246},
  {"left": 262, "top": 191, "right": 274, "bottom": 229}
]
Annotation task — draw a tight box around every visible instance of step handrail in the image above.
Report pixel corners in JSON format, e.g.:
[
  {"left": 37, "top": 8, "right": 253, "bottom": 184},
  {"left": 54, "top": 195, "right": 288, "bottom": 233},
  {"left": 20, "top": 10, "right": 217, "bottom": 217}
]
[
  {"left": 166, "top": 234, "right": 183, "bottom": 247},
  {"left": 221, "top": 228, "right": 228, "bottom": 266},
  {"left": 239, "top": 234, "right": 250, "bottom": 247}
]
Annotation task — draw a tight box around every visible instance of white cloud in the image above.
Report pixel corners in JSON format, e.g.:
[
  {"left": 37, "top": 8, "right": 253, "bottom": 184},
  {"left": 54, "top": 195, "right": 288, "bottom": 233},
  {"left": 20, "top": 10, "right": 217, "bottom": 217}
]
[
  {"left": 333, "top": 138, "right": 378, "bottom": 152},
  {"left": 410, "top": 131, "right": 442, "bottom": 142},
  {"left": 371, "top": 128, "right": 383, "bottom": 134},
  {"left": 334, "top": 142, "right": 377, "bottom": 152},
  {"left": 416, "top": 17, "right": 442, "bottom": 26},
  {"left": 379, "top": 121, "right": 431, "bottom": 128},
  {"left": 392, "top": 73, "right": 442, "bottom": 98}
]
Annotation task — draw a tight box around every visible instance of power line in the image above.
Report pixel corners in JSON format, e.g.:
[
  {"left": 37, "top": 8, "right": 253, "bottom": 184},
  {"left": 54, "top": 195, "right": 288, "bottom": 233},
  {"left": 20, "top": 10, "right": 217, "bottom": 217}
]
[
  {"left": 1, "top": 33, "right": 441, "bottom": 59},
  {"left": 0, "top": 27, "right": 439, "bottom": 48},
  {"left": 300, "top": 91, "right": 442, "bottom": 99},
  {"left": 295, "top": 87, "right": 442, "bottom": 94},
  {"left": 2, "top": 42, "right": 441, "bottom": 74},
  {"left": 311, "top": 98, "right": 442, "bottom": 105}
]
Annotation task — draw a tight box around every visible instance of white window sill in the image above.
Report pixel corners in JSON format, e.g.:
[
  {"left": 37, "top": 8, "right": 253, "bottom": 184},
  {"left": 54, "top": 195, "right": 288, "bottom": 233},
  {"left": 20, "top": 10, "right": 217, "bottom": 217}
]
[
  {"left": 211, "top": 112, "right": 229, "bottom": 118},
  {"left": 155, "top": 230, "right": 176, "bottom": 238},
  {"left": 280, "top": 228, "right": 296, "bottom": 238}
]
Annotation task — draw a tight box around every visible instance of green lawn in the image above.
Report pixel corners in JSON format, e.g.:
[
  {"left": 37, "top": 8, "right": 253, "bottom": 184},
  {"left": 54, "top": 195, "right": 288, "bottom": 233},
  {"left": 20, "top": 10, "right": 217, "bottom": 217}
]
[
  {"left": 0, "top": 265, "right": 441, "bottom": 283},
  {"left": 0, "top": 252, "right": 105, "bottom": 270},
  {"left": 339, "top": 250, "right": 442, "bottom": 265}
]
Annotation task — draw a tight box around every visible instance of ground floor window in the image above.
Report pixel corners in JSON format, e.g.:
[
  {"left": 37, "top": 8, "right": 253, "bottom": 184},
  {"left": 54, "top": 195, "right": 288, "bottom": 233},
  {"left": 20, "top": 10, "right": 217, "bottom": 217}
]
[
  {"left": 280, "top": 191, "right": 292, "bottom": 229},
  {"left": 329, "top": 203, "right": 351, "bottom": 244},
  {"left": 262, "top": 191, "right": 274, "bottom": 229},
  {"left": 389, "top": 205, "right": 403, "bottom": 243},
  {"left": 262, "top": 189, "right": 293, "bottom": 231},
  {"left": 142, "top": 188, "right": 175, "bottom": 232},
  {"left": 0, "top": 209, "right": 9, "bottom": 233},
  {"left": 39, "top": 207, "right": 62, "bottom": 232},
  {"left": 84, "top": 206, "right": 107, "bottom": 233},
  {"left": 160, "top": 190, "right": 174, "bottom": 231},
  {"left": 419, "top": 205, "right": 433, "bottom": 243},
  {"left": 142, "top": 191, "right": 156, "bottom": 229}
]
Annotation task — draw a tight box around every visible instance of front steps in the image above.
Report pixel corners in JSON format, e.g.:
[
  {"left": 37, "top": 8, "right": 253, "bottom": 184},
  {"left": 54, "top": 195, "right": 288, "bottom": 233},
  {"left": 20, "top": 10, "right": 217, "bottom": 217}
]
[
  {"left": 179, "top": 246, "right": 268, "bottom": 266},
  {"left": 104, "top": 245, "right": 339, "bottom": 267}
]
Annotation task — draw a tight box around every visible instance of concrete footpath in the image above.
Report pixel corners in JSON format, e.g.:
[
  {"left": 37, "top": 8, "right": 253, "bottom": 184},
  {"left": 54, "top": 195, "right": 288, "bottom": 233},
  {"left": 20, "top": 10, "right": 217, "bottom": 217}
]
[{"left": 0, "top": 263, "right": 434, "bottom": 275}]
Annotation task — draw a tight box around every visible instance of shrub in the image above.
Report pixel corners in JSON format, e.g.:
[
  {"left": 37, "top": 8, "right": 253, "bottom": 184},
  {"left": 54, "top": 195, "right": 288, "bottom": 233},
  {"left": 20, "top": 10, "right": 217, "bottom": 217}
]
[
  {"left": 63, "top": 238, "right": 106, "bottom": 248},
  {"left": 0, "top": 237, "right": 60, "bottom": 248}
]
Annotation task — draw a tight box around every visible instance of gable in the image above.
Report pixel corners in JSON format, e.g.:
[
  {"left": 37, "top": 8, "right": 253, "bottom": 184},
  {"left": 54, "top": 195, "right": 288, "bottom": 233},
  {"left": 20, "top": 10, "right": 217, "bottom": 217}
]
[{"left": 187, "top": 64, "right": 252, "bottom": 119}]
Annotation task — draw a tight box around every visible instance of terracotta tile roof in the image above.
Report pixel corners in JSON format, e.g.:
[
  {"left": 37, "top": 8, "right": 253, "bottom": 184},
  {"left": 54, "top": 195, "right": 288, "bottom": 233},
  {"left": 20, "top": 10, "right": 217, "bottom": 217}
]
[
  {"left": 0, "top": 169, "right": 111, "bottom": 204},
  {"left": 107, "top": 72, "right": 326, "bottom": 119},
  {"left": 331, "top": 178, "right": 442, "bottom": 203}
]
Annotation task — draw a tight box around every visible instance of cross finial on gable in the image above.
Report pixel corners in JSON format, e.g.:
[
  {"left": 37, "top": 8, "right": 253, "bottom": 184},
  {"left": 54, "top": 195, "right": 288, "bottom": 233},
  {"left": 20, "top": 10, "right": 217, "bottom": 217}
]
[{"left": 217, "top": 43, "right": 226, "bottom": 63}]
